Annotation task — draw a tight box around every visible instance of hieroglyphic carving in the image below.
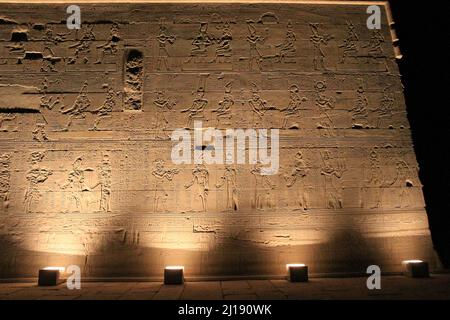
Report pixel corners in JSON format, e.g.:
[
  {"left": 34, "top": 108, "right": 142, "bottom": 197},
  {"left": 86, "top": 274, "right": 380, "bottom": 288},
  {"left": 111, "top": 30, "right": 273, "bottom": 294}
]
[
  {"left": 123, "top": 50, "right": 144, "bottom": 111},
  {"left": 248, "top": 83, "right": 276, "bottom": 127},
  {"left": 339, "top": 21, "right": 359, "bottom": 64},
  {"left": 216, "top": 165, "right": 239, "bottom": 211},
  {"left": 276, "top": 21, "right": 297, "bottom": 63},
  {"left": 309, "top": 23, "right": 333, "bottom": 71},
  {"left": 68, "top": 24, "right": 96, "bottom": 64},
  {"left": 245, "top": 24, "right": 265, "bottom": 71},
  {"left": 32, "top": 123, "right": 48, "bottom": 141},
  {"left": 210, "top": 22, "right": 233, "bottom": 63},
  {"left": 59, "top": 81, "right": 91, "bottom": 130},
  {"left": 364, "top": 29, "right": 385, "bottom": 56},
  {"left": 284, "top": 151, "right": 309, "bottom": 211},
  {"left": 181, "top": 74, "right": 209, "bottom": 128},
  {"left": 91, "top": 154, "right": 112, "bottom": 212},
  {"left": 24, "top": 151, "right": 52, "bottom": 213},
  {"left": 0, "top": 113, "right": 16, "bottom": 132},
  {"left": 281, "top": 84, "right": 307, "bottom": 129},
  {"left": 61, "top": 156, "right": 94, "bottom": 213},
  {"left": 314, "top": 81, "right": 336, "bottom": 136},
  {"left": 185, "top": 164, "right": 209, "bottom": 212},
  {"left": 360, "top": 148, "right": 383, "bottom": 209},
  {"left": 40, "top": 77, "right": 63, "bottom": 111},
  {"left": 152, "top": 159, "right": 179, "bottom": 212},
  {"left": 0, "top": 153, "right": 11, "bottom": 212},
  {"left": 350, "top": 80, "right": 369, "bottom": 128},
  {"left": 251, "top": 161, "right": 275, "bottom": 210},
  {"left": 390, "top": 157, "right": 417, "bottom": 208},
  {"left": 154, "top": 91, "right": 177, "bottom": 139},
  {"left": 185, "top": 22, "right": 213, "bottom": 63},
  {"left": 89, "top": 86, "right": 117, "bottom": 131},
  {"left": 212, "top": 82, "right": 233, "bottom": 126},
  {"left": 373, "top": 85, "right": 395, "bottom": 128},
  {"left": 95, "top": 23, "right": 120, "bottom": 64},
  {"left": 156, "top": 18, "right": 176, "bottom": 70},
  {"left": 320, "top": 150, "right": 346, "bottom": 209},
  {"left": 41, "top": 25, "right": 68, "bottom": 72}
]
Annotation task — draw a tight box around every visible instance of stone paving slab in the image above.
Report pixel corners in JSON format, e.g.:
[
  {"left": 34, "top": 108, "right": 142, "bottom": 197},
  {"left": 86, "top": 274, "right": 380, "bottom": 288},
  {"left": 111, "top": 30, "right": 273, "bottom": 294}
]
[{"left": 0, "top": 276, "right": 449, "bottom": 300}]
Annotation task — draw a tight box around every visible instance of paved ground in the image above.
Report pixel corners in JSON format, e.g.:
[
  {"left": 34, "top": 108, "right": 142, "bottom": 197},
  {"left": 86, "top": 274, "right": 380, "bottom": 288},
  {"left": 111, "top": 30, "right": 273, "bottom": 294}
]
[{"left": 0, "top": 275, "right": 449, "bottom": 300}]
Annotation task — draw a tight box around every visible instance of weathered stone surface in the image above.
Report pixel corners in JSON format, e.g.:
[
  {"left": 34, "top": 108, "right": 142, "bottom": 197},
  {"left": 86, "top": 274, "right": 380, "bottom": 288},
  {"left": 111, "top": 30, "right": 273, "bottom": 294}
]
[{"left": 0, "top": 1, "right": 437, "bottom": 278}]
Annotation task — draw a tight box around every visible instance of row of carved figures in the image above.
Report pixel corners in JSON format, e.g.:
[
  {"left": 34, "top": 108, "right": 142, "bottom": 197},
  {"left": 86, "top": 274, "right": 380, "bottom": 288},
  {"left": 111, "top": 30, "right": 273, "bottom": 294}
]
[
  {"left": 3, "top": 19, "right": 387, "bottom": 72},
  {"left": 0, "top": 149, "right": 417, "bottom": 214}
]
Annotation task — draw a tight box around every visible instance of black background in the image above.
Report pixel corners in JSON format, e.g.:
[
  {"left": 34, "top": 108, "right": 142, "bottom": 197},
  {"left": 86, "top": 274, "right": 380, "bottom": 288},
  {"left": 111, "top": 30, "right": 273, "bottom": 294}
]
[{"left": 389, "top": 0, "right": 449, "bottom": 266}]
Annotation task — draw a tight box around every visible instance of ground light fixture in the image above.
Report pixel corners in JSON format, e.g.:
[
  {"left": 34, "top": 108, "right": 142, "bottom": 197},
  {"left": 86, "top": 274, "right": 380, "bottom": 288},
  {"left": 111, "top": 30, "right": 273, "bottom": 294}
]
[
  {"left": 286, "top": 264, "right": 308, "bottom": 282},
  {"left": 38, "top": 267, "right": 65, "bottom": 286},
  {"left": 164, "top": 266, "right": 184, "bottom": 284},
  {"left": 402, "top": 260, "right": 430, "bottom": 278}
]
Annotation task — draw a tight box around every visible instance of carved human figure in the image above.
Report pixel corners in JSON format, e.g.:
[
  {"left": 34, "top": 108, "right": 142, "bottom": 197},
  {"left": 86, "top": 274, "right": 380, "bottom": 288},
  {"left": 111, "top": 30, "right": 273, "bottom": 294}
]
[
  {"left": 91, "top": 154, "right": 112, "bottom": 212},
  {"left": 360, "top": 149, "right": 384, "bottom": 209},
  {"left": 339, "top": 21, "right": 359, "bottom": 63},
  {"left": 315, "top": 81, "right": 336, "bottom": 136},
  {"left": 284, "top": 151, "right": 309, "bottom": 211},
  {"left": 350, "top": 81, "right": 369, "bottom": 128},
  {"left": 0, "top": 153, "right": 11, "bottom": 212},
  {"left": 153, "top": 91, "right": 177, "bottom": 139},
  {"left": 185, "top": 23, "right": 213, "bottom": 63},
  {"left": 309, "top": 23, "right": 333, "bottom": 70},
  {"left": 184, "top": 164, "right": 209, "bottom": 212},
  {"left": 212, "top": 82, "right": 234, "bottom": 126},
  {"left": 24, "top": 152, "right": 52, "bottom": 213},
  {"left": 320, "top": 150, "right": 346, "bottom": 209},
  {"left": 210, "top": 22, "right": 232, "bottom": 63},
  {"left": 95, "top": 23, "right": 120, "bottom": 64},
  {"left": 216, "top": 165, "right": 239, "bottom": 211},
  {"left": 364, "top": 29, "right": 385, "bottom": 56},
  {"left": 373, "top": 85, "right": 395, "bottom": 128},
  {"left": 181, "top": 90, "right": 208, "bottom": 128},
  {"left": 281, "top": 84, "right": 307, "bottom": 129},
  {"left": 249, "top": 84, "right": 274, "bottom": 128},
  {"left": 246, "top": 24, "right": 265, "bottom": 71},
  {"left": 89, "top": 88, "right": 116, "bottom": 131},
  {"left": 40, "top": 77, "right": 63, "bottom": 111},
  {"left": 152, "top": 159, "right": 179, "bottom": 212},
  {"left": 156, "top": 20, "right": 176, "bottom": 70},
  {"left": 251, "top": 161, "right": 275, "bottom": 210},
  {"left": 276, "top": 21, "right": 297, "bottom": 63},
  {"left": 41, "top": 25, "right": 69, "bottom": 71},
  {"left": 61, "top": 157, "right": 94, "bottom": 212},
  {"left": 60, "top": 81, "right": 90, "bottom": 130},
  {"left": 390, "top": 158, "right": 416, "bottom": 208},
  {"left": 68, "top": 24, "right": 96, "bottom": 64},
  {"left": 32, "top": 123, "right": 49, "bottom": 141}
]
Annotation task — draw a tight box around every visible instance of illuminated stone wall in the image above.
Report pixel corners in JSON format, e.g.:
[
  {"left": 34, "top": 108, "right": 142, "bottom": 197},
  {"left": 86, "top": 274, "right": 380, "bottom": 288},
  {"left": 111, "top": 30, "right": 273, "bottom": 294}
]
[{"left": 0, "top": 2, "right": 437, "bottom": 278}]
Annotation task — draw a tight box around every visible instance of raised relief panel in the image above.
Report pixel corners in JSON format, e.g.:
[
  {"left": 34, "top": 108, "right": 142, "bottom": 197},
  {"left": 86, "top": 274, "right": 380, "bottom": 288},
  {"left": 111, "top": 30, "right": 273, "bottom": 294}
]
[{"left": 0, "top": 2, "right": 435, "bottom": 278}]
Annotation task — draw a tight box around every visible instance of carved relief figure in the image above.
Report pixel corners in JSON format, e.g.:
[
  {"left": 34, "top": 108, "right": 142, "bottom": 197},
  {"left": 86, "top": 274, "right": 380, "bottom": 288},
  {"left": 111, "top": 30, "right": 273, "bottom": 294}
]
[
  {"left": 184, "top": 164, "right": 209, "bottom": 212},
  {"left": 210, "top": 22, "right": 232, "bottom": 63},
  {"left": 152, "top": 159, "right": 179, "bottom": 212},
  {"left": 91, "top": 154, "right": 112, "bottom": 212},
  {"left": 181, "top": 76, "right": 209, "bottom": 128},
  {"left": 24, "top": 152, "right": 52, "bottom": 213},
  {"left": 390, "top": 158, "right": 417, "bottom": 208},
  {"left": 284, "top": 151, "right": 309, "bottom": 211},
  {"left": 0, "top": 153, "right": 11, "bottom": 212},
  {"left": 60, "top": 81, "right": 91, "bottom": 131},
  {"left": 32, "top": 123, "right": 48, "bottom": 141},
  {"left": 246, "top": 24, "right": 265, "bottom": 71},
  {"left": 216, "top": 165, "right": 239, "bottom": 211},
  {"left": 90, "top": 87, "right": 117, "bottom": 131},
  {"left": 154, "top": 91, "right": 177, "bottom": 139},
  {"left": 276, "top": 21, "right": 297, "bottom": 63},
  {"left": 309, "top": 23, "right": 333, "bottom": 70},
  {"left": 68, "top": 24, "right": 96, "bottom": 64},
  {"left": 315, "top": 81, "right": 336, "bottom": 136},
  {"left": 364, "top": 29, "right": 385, "bottom": 56},
  {"left": 212, "top": 82, "right": 234, "bottom": 126},
  {"left": 156, "top": 19, "right": 176, "bottom": 70},
  {"left": 281, "top": 84, "right": 307, "bottom": 129},
  {"left": 360, "top": 149, "right": 383, "bottom": 209},
  {"left": 251, "top": 161, "right": 275, "bottom": 210},
  {"left": 320, "top": 150, "right": 346, "bottom": 209},
  {"left": 350, "top": 80, "right": 369, "bottom": 128},
  {"left": 339, "top": 21, "right": 359, "bottom": 63},
  {"left": 185, "top": 22, "right": 213, "bottom": 63},
  {"left": 373, "top": 85, "right": 395, "bottom": 128},
  {"left": 40, "top": 77, "right": 63, "bottom": 111},
  {"left": 123, "top": 50, "right": 144, "bottom": 111},
  {"left": 94, "top": 23, "right": 120, "bottom": 64},
  {"left": 41, "top": 25, "right": 68, "bottom": 72},
  {"left": 249, "top": 83, "right": 275, "bottom": 128},
  {"left": 61, "top": 157, "right": 94, "bottom": 212}
]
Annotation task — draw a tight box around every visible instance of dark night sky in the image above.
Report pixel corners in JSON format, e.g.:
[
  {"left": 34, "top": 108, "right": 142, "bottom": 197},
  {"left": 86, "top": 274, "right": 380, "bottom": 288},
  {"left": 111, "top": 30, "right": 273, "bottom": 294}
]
[{"left": 389, "top": 0, "right": 450, "bottom": 266}]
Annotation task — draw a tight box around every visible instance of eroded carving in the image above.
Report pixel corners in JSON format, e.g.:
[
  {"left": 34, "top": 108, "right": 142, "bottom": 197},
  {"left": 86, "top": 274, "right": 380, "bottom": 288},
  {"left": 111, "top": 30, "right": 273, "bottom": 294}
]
[{"left": 24, "top": 151, "right": 52, "bottom": 213}]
